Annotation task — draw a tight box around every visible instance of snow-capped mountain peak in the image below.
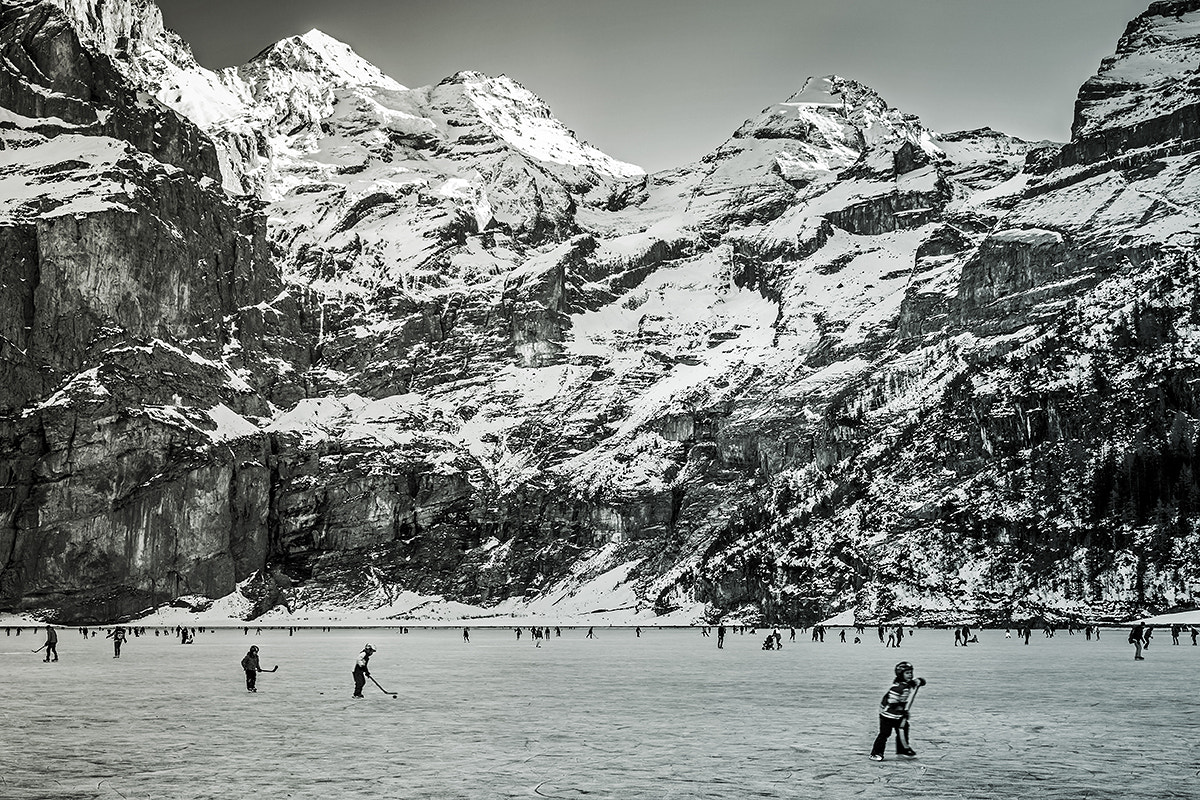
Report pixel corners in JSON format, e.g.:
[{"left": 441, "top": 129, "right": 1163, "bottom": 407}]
[
  {"left": 432, "top": 70, "right": 643, "bottom": 177},
  {"left": 1071, "top": 0, "right": 1200, "bottom": 140},
  {"left": 739, "top": 75, "right": 929, "bottom": 154},
  {"left": 249, "top": 28, "right": 406, "bottom": 92}
]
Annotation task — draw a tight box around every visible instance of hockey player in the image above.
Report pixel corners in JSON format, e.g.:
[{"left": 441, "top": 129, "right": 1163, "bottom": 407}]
[
  {"left": 352, "top": 644, "right": 375, "bottom": 698},
  {"left": 869, "top": 661, "right": 927, "bottom": 760},
  {"left": 241, "top": 645, "right": 264, "bottom": 692}
]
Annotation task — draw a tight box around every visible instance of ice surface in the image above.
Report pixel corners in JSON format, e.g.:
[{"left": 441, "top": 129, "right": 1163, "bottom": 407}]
[{"left": 1, "top": 626, "right": 1196, "bottom": 799}]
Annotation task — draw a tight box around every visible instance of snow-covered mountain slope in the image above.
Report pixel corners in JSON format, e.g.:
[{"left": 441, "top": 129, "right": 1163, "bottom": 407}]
[
  {"left": 1072, "top": 0, "right": 1200, "bottom": 139},
  {"left": 3, "top": 0, "right": 1200, "bottom": 627}
]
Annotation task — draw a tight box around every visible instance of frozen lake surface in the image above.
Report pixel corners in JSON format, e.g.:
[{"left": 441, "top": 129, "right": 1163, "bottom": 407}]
[{"left": 1, "top": 626, "right": 1197, "bottom": 799}]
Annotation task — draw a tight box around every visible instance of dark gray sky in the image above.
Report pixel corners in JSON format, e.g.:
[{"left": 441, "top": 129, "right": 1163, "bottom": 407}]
[{"left": 156, "top": 0, "right": 1150, "bottom": 173}]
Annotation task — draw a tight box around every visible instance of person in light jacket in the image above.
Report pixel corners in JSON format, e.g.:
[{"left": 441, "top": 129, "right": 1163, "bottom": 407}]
[
  {"left": 352, "top": 644, "right": 375, "bottom": 698},
  {"left": 41, "top": 625, "right": 59, "bottom": 662}
]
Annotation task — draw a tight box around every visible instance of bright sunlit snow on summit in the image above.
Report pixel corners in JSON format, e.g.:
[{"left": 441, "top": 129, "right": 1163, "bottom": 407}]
[
  {"left": 459, "top": 74, "right": 644, "bottom": 176},
  {"left": 284, "top": 29, "right": 406, "bottom": 91}
]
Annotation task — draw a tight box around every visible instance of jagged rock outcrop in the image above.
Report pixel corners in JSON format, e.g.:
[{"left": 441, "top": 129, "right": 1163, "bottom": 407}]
[{"left": 0, "top": 0, "right": 311, "bottom": 619}]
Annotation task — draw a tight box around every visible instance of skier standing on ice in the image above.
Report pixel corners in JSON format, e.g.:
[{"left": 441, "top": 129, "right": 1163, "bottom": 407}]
[
  {"left": 869, "top": 661, "right": 926, "bottom": 761},
  {"left": 242, "top": 645, "right": 264, "bottom": 692},
  {"left": 352, "top": 644, "right": 375, "bottom": 698}
]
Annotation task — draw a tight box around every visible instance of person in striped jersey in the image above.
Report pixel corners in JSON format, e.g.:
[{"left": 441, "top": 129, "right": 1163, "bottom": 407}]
[{"left": 869, "top": 661, "right": 927, "bottom": 761}]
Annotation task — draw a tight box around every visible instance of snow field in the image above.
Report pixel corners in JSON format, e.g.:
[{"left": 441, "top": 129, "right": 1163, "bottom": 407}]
[{"left": 0, "top": 627, "right": 1196, "bottom": 799}]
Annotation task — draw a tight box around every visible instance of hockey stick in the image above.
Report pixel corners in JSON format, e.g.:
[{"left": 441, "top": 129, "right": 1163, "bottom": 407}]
[
  {"left": 268, "top": 665, "right": 278, "bottom": 672},
  {"left": 904, "top": 683, "right": 921, "bottom": 712},
  {"left": 369, "top": 675, "right": 397, "bottom": 697}
]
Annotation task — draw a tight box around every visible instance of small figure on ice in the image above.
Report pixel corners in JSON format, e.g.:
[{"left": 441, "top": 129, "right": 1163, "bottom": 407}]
[
  {"left": 106, "top": 626, "right": 127, "bottom": 659},
  {"left": 36, "top": 624, "right": 58, "bottom": 662},
  {"left": 1129, "top": 622, "right": 1146, "bottom": 660},
  {"left": 241, "top": 645, "right": 275, "bottom": 692},
  {"left": 869, "top": 661, "right": 927, "bottom": 761},
  {"left": 352, "top": 644, "right": 375, "bottom": 698}
]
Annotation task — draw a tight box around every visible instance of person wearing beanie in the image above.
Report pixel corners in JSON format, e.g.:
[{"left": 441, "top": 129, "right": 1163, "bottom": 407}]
[
  {"left": 241, "top": 645, "right": 264, "bottom": 692},
  {"left": 869, "top": 661, "right": 927, "bottom": 761},
  {"left": 352, "top": 644, "right": 375, "bottom": 698}
]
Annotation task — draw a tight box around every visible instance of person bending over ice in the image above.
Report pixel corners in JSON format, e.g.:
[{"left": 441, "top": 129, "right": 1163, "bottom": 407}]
[
  {"left": 41, "top": 624, "right": 58, "bottom": 662},
  {"left": 869, "top": 661, "right": 927, "bottom": 761},
  {"left": 352, "top": 644, "right": 375, "bottom": 698},
  {"left": 1129, "top": 623, "right": 1145, "bottom": 660}
]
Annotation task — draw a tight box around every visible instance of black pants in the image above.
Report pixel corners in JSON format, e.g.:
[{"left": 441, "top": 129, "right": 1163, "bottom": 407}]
[
  {"left": 245, "top": 669, "right": 257, "bottom": 691},
  {"left": 871, "top": 715, "right": 911, "bottom": 756},
  {"left": 353, "top": 669, "right": 366, "bottom": 697},
  {"left": 44, "top": 643, "right": 58, "bottom": 661}
]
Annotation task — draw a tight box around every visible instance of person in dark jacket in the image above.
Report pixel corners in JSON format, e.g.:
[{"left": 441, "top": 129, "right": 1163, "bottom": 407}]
[
  {"left": 41, "top": 625, "right": 58, "bottom": 662},
  {"left": 106, "top": 626, "right": 127, "bottom": 658},
  {"left": 242, "top": 645, "right": 264, "bottom": 692},
  {"left": 1129, "top": 622, "right": 1145, "bottom": 660},
  {"left": 869, "top": 661, "right": 927, "bottom": 761},
  {"left": 352, "top": 644, "right": 375, "bottom": 698}
]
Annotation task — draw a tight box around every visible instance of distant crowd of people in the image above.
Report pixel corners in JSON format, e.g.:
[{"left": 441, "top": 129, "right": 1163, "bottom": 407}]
[{"left": 8, "top": 615, "right": 1198, "bottom": 760}]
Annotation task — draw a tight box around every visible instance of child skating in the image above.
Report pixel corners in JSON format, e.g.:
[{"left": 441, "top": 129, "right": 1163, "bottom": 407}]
[{"left": 869, "top": 661, "right": 927, "bottom": 761}]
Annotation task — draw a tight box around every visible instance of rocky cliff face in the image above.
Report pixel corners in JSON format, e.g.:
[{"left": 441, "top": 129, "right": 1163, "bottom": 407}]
[
  {"left": 2, "top": 0, "right": 1199, "bottom": 625},
  {"left": 0, "top": 0, "right": 309, "bottom": 622}
]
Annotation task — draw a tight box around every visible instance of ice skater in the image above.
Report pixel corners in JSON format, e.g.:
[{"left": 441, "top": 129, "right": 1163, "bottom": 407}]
[
  {"left": 463, "top": 627, "right": 470, "bottom": 642},
  {"left": 241, "top": 645, "right": 265, "bottom": 692},
  {"left": 717, "top": 625, "right": 726, "bottom": 649},
  {"left": 869, "top": 661, "right": 927, "bottom": 761},
  {"left": 352, "top": 644, "right": 375, "bottom": 698},
  {"left": 1129, "top": 622, "right": 1145, "bottom": 660},
  {"left": 37, "top": 624, "right": 58, "bottom": 662},
  {"left": 106, "top": 626, "right": 127, "bottom": 658}
]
